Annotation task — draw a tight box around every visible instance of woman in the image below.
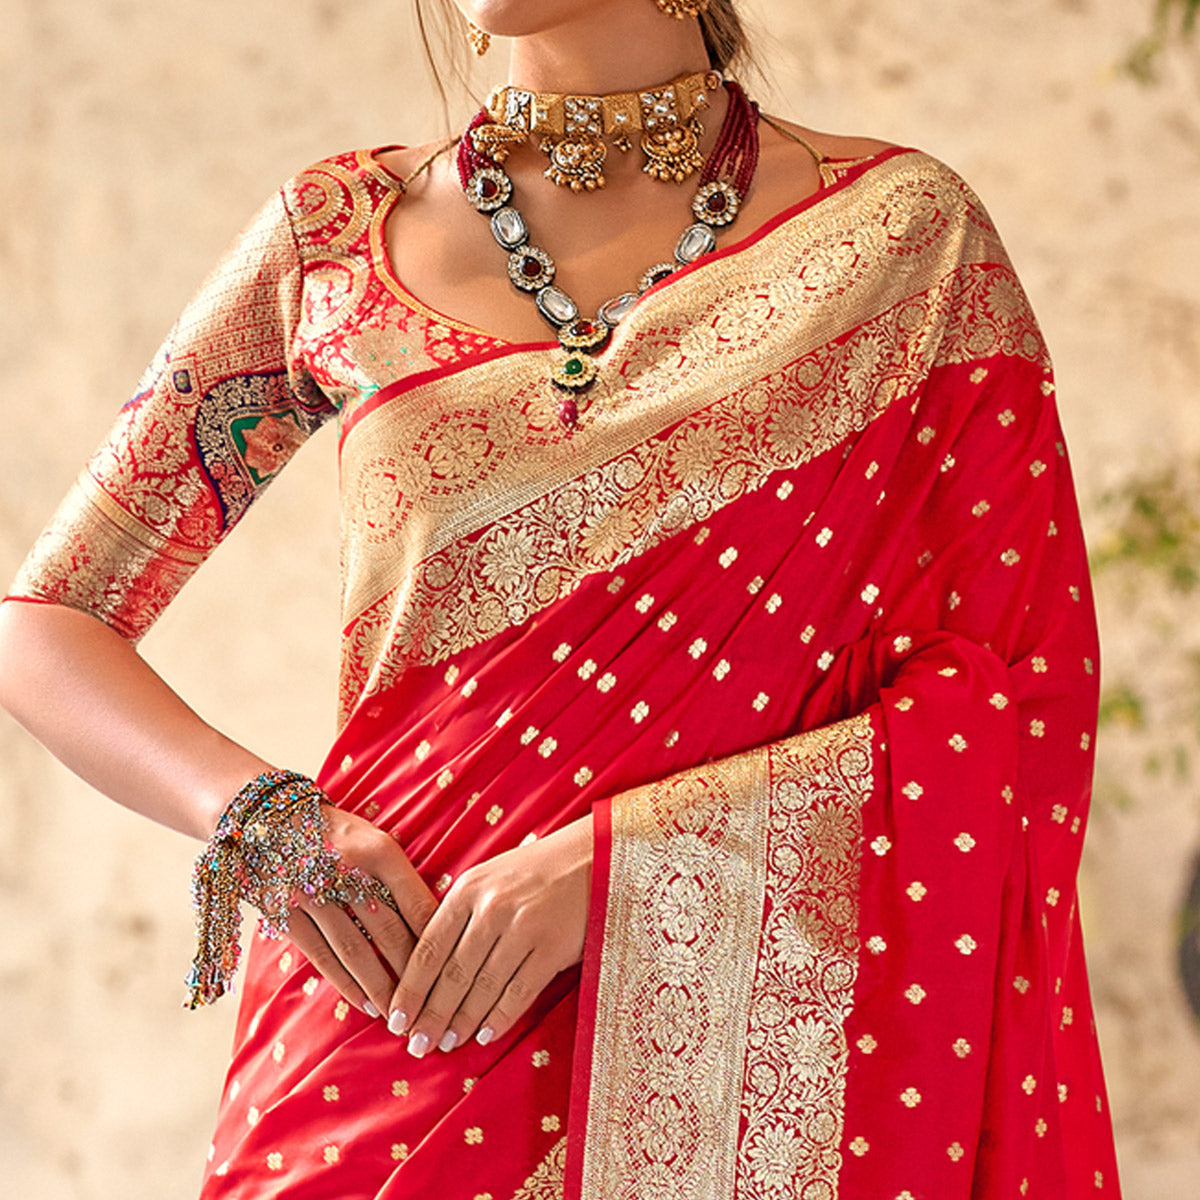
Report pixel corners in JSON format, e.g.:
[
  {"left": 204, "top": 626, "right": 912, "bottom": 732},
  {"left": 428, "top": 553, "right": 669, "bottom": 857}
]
[{"left": 0, "top": 0, "right": 1121, "bottom": 1196}]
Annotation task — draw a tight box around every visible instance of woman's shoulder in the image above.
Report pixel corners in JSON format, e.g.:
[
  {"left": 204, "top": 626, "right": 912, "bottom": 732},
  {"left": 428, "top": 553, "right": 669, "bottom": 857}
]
[
  {"left": 273, "top": 146, "right": 418, "bottom": 258},
  {"left": 764, "top": 117, "right": 975, "bottom": 193},
  {"left": 768, "top": 120, "right": 897, "bottom": 164},
  {"left": 367, "top": 142, "right": 450, "bottom": 184},
  {"left": 752, "top": 116, "right": 995, "bottom": 252},
  {"left": 793, "top": 122, "right": 1001, "bottom": 232}
]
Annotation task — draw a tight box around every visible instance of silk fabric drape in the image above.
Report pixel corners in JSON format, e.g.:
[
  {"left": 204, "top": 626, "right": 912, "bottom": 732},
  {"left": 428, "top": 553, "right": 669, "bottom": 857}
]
[{"left": 8, "top": 143, "right": 1119, "bottom": 1198}]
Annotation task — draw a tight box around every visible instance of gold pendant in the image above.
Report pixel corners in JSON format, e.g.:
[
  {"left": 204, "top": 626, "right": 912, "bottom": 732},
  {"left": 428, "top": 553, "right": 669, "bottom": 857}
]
[
  {"left": 551, "top": 351, "right": 599, "bottom": 391},
  {"left": 641, "top": 118, "right": 704, "bottom": 184},
  {"left": 541, "top": 137, "right": 608, "bottom": 191}
]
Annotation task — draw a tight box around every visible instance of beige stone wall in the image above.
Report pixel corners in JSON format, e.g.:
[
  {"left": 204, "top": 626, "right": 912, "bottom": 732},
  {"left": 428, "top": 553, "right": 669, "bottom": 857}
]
[{"left": 2, "top": 1, "right": 1197, "bottom": 1195}]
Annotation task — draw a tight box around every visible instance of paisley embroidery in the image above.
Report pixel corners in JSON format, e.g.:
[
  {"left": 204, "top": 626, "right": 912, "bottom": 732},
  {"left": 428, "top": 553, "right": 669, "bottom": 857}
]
[{"left": 194, "top": 373, "right": 328, "bottom": 524}]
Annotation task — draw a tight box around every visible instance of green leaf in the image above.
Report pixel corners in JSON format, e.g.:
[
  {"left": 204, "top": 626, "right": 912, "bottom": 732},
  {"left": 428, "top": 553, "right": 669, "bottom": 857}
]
[
  {"left": 1098, "top": 685, "right": 1147, "bottom": 730},
  {"left": 1125, "top": 0, "right": 1200, "bottom": 81}
]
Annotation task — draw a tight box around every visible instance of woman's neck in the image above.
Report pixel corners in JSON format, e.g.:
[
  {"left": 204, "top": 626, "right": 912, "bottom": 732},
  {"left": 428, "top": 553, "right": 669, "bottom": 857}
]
[{"left": 502, "top": 3, "right": 711, "bottom": 94}]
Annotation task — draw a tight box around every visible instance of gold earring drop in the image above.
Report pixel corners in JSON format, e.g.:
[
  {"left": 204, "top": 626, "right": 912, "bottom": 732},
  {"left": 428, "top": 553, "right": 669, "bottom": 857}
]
[
  {"left": 654, "top": 0, "right": 711, "bottom": 17},
  {"left": 466, "top": 21, "right": 490, "bottom": 56}
]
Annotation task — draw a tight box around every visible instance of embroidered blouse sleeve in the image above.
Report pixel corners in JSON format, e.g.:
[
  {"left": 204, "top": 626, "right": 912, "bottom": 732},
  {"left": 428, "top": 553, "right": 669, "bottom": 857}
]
[{"left": 7, "top": 189, "right": 334, "bottom": 640}]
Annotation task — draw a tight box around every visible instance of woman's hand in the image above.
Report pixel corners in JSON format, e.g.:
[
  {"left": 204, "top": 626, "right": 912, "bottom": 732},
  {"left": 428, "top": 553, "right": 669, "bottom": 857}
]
[
  {"left": 283, "top": 805, "right": 439, "bottom": 1019},
  {"left": 387, "top": 813, "right": 593, "bottom": 1056}
]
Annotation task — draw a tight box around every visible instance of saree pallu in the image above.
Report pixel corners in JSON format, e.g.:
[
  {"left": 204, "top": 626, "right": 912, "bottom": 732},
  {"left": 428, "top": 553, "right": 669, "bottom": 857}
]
[{"left": 8, "top": 146, "right": 1120, "bottom": 1198}]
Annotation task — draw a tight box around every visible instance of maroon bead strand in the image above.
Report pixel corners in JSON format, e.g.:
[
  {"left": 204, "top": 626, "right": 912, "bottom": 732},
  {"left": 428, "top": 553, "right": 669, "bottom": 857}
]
[
  {"left": 456, "top": 109, "right": 496, "bottom": 189},
  {"left": 700, "top": 81, "right": 759, "bottom": 195}
]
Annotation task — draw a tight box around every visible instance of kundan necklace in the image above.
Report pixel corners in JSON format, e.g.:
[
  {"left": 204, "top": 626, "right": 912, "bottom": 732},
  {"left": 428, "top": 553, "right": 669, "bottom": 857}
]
[
  {"left": 458, "top": 77, "right": 760, "bottom": 430},
  {"left": 481, "top": 69, "right": 717, "bottom": 191}
]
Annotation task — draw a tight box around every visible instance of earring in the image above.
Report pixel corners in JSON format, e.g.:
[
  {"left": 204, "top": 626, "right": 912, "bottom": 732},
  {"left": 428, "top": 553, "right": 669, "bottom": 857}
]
[
  {"left": 654, "top": 0, "right": 711, "bottom": 17},
  {"left": 466, "top": 21, "right": 490, "bottom": 56}
]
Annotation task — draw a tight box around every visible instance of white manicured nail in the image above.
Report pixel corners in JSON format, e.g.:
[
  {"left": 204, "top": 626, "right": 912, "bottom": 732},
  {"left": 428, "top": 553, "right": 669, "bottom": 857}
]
[
  {"left": 476, "top": 1026, "right": 495, "bottom": 1046},
  {"left": 408, "top": 1032, "right": 430, "bottom": 1058},
  {"left": 388, "top": 1010, "right": 408, "bottom": 1036},
  {"left": 363, "top": 1001, "right": 381, "bottom": 1019},
  {"left": 438, "top": 1030, "right": 458, "bottom": 1052}
]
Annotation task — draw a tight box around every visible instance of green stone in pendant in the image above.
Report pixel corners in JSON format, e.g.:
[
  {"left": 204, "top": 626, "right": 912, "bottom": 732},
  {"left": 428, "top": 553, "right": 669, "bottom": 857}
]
[{"left": 551, "top": 351, "right": 598, "bottom": 392}]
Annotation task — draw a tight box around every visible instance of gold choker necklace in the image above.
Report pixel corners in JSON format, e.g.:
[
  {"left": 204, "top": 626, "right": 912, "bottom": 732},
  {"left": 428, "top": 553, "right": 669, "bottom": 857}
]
[{"left": 478, "top": 68, "right": 722, "bottom": 191}]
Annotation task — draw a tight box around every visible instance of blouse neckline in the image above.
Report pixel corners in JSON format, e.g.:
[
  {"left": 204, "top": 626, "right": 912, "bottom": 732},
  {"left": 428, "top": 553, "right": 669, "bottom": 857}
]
[{"left": 360, "top": 143, "right": 917, "bottom": 352}]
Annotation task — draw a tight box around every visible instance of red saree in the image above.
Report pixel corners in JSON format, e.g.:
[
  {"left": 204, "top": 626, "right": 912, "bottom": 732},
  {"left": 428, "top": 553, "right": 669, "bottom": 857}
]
[{"left": 9, "top": 144, "right": 1120, "bottom": 1198}]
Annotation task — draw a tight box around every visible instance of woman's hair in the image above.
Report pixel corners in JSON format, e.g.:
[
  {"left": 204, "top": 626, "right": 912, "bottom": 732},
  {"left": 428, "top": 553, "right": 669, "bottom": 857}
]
[
  {"left": 415, "top": 0, "right": 753, "bottom": 114},
  {"left": 700, "top": 0, "right": 750, "bottom": 73}
]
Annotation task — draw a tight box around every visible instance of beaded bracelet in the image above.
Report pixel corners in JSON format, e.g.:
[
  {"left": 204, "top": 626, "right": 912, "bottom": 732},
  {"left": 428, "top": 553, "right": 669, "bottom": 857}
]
[{"left": 185, "top": 769, "right": 393, "bottom": 1008}]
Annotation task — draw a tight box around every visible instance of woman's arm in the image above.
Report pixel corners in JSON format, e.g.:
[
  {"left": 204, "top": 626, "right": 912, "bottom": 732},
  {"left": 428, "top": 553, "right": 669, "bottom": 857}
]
[
  {"left": 0, "top": 598, "right": 439, "bottom": 1016},
  {"left": 0, "top": 181, "right": 446, "bottom": 1016},
  {"left": 0, "top": 600, "right": 263, "bottom": 839}
]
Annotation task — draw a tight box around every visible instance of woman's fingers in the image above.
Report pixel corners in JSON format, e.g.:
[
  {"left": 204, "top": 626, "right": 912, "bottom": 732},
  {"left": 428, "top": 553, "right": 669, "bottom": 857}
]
[
  {"left": 474, "top": 952, "right": 560, "bottom": 1046},
  {"left": 352, "top": 896, "right": 416, "bottom": 982},
  {"left": 281, "top": 807, "right": 445, "bottom": 1022},
  {"left": 292, "top": 808, "right": 592, "bottom": 1044},
  {"left": 387, "top": 896, "right": 471, "bottom": 1045},
  {"left": 389, "top": 818, "right": 594, "bottom": 1052},
  {"left": 296, "top": 900, "right": 395, "bottom": 1018},
  {"left": 439, "top": 941, "right": 536, "bottom": 1050},
  {"left": 395, "top": 910, "right": 565, "bottom": 1056},
  {"left": 366, "top": 843, "right": 440, "bottom": 940},
  {"left": 403, "top": 923, "right": 520, "bottom": 1055},
  {"left": 309, "top": 803, "right": 439, "bottom": 1000},
  {"left": 284, "top": 907, "right": 376, "bottom": 1015},
  {"left": 321, "top": 803, "right": 439, "bottom": 939}
]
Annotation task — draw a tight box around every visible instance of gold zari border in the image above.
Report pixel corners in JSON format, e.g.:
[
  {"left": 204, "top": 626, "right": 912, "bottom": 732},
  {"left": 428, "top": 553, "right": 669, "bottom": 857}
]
[
  {"left": 337, "top": 155, "right": 1045, "bottom": 710},
  {"left": 11, "top": 475, "right": 202, "bottom": 640},
  {"left": 579, "top": 714, "right": 874, "bottom": 1200},
  {"left": 75, "top": 473, "right": 210, "bottom": 565}
]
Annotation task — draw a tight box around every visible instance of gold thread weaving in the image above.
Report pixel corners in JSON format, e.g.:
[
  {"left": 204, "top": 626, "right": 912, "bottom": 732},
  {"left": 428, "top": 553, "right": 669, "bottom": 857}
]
[
  {"left": 508, "top": 1136, "right": 568, "bottom": 1200},
  {"left": 737, "top": 716, "right": 874, "bottom": 1197},
  {"left": 582, "top": 746, "right": 771, "bottom": 1199},
  {"left": 578, "top": 713, "right": 874, "bottom": 1199},
  {"left": 336, "top": 157, "right": 1045, "bottom": 715}
]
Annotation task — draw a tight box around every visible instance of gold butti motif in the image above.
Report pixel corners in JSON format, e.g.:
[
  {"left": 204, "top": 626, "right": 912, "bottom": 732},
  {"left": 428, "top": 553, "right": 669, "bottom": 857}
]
[
  {"left": 337, "top": 156, "right": 1046, "bottom": 717},
  {"left": 578, "top": 714, "right": 874, "bottom": 1199}
]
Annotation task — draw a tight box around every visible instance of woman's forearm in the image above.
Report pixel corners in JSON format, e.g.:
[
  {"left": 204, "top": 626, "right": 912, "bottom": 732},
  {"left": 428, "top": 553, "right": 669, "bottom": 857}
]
[{"left": 0, "top": 599, "right": 272, "bottom": 840}]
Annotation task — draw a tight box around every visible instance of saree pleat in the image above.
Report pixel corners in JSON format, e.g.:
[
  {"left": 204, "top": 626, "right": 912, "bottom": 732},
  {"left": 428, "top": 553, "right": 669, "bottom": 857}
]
[{"left": 6, "top": 143, "right": 1119, "bottom": 1198}]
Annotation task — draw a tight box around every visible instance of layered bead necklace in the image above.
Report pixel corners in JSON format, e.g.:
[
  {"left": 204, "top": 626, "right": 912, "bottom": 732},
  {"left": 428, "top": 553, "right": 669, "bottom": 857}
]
[{"left": 457, "top": 73, "right": 760, "bottom": 430}]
